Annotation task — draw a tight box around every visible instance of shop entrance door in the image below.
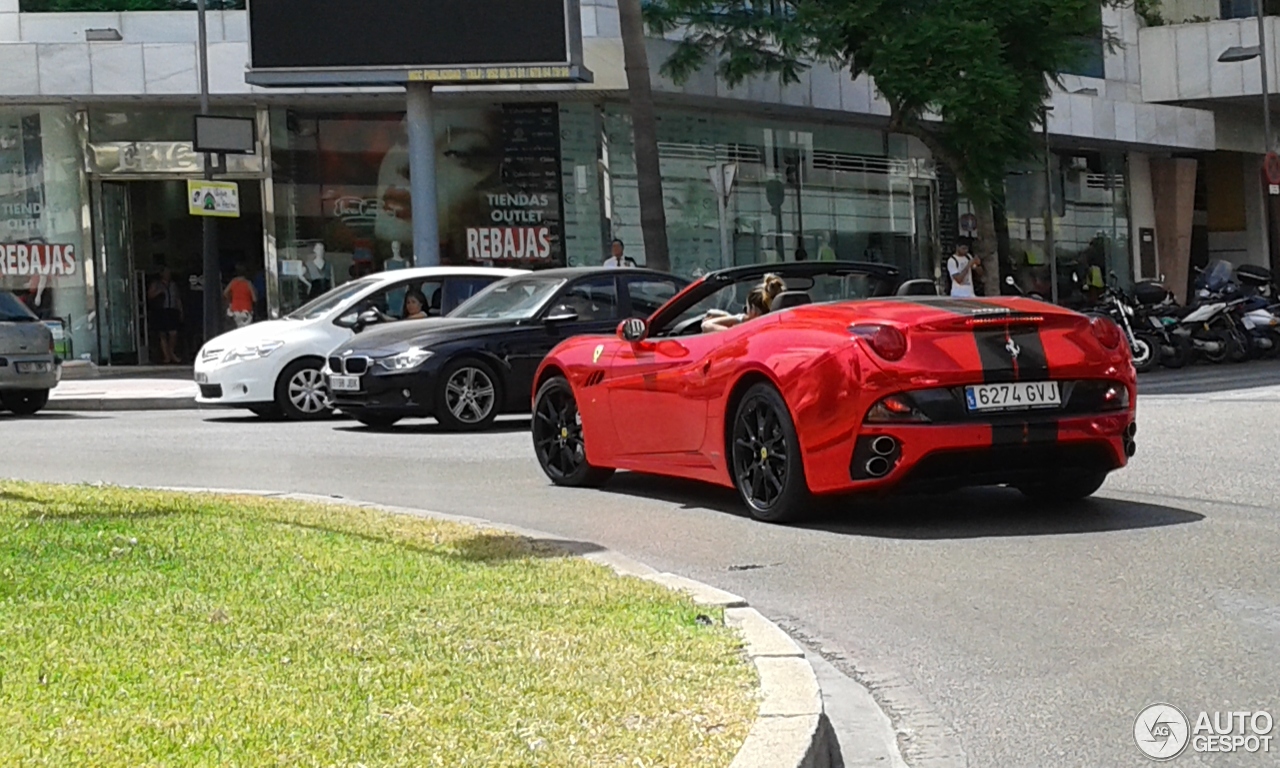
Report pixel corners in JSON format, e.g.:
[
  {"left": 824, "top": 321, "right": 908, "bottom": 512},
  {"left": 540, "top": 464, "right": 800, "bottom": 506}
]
[{"left": 97, "top": 181, "right": 140, "bottom": 365}]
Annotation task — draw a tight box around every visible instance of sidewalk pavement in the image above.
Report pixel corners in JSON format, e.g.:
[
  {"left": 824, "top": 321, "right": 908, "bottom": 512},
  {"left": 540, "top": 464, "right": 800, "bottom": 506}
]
[{"left": 48, "top": 377, "right": 199, "bottom": 411}]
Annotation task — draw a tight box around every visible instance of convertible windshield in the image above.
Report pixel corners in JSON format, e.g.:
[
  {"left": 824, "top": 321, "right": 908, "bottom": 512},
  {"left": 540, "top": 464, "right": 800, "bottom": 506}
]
[
  {"left": 449, "top": 275, "right": 567, "bottom": 320},
  {"left": 286, "top": 279, "right": 379, "bottom": 320},
  {"left": 0, "top": 290, "right": 37, "bottom": 322}
]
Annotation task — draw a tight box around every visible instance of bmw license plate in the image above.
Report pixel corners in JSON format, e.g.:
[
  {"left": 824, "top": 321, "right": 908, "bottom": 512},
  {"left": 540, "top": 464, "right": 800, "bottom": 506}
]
[
  {"left": 16, "top": 362, "right": 51, "bottom": 374},
  {"left": 965, "top": 382, "right": 1062, "bottom": 412},
  {"left": 329, "top": 375, "right": 361, "bottom": 392}
]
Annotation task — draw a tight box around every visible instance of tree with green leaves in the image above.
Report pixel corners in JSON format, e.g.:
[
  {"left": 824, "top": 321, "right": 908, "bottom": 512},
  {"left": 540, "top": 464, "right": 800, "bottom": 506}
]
[{"left": 643, "top": 0, "right": 1122, "bottom": 295}]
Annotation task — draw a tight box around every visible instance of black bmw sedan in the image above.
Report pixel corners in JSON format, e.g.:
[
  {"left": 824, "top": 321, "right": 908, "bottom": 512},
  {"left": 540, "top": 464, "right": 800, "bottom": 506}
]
[{"left": 324, "top": 267, "right": 688, "bottom": 431}]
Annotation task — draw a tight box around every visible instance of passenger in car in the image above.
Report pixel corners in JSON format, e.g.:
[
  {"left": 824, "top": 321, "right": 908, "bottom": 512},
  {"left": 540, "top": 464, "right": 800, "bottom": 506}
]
[{"left": 702, "top": 274, "right": 786, "bottom": 333}]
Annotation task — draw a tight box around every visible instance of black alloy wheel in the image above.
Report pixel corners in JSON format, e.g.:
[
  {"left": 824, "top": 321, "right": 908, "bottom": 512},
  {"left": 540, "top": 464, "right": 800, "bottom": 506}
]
[
  {"left": 532, "top": 377, "right": 614, "bottom": 487},
  {"left": 730, "top": 383, "right": 810, "bottom": 523},
  {"left": 1, "top": 389, "right": 50, "bottom": 416}
]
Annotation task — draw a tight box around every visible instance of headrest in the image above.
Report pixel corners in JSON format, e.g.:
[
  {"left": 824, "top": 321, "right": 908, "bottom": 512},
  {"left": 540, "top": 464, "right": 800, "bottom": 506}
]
[
  {"left": 772, "top": 291, "right": 812, "bottom": 311},
  {"left": 896, "top": 279, "right": 939, "bottom": 296}
]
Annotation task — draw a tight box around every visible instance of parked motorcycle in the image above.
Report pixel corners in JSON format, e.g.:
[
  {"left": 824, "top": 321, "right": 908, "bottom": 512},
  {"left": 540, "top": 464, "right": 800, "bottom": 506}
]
[
  {"left": 1129, "top": 279, "right": 1194, "bottom": 369},
  {"left": 1087, "top": 278, "right": 1160, "bottom": 373}
]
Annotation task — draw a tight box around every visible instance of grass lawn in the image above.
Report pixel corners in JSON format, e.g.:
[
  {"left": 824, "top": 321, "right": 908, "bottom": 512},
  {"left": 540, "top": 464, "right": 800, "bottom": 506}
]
[{"left": 0, "top": 482, "right": 757, "bottom": 767}]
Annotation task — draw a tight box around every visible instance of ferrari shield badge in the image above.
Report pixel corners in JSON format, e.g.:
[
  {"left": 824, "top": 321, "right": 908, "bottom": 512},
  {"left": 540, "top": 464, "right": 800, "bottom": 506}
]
[{"left": 593, "top": 344, "right": 605, "bottom": 364}]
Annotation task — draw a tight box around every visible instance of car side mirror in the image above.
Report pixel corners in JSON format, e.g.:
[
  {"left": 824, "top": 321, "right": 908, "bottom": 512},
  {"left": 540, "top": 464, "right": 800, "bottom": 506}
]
[
  {"left": 351, "top": 308, "right": 383, "bottom": 333},
  {"left": 336, "top": 311, "right": 358, "bottom": 329},
  {"left": 545, "top": 305, "right": 579, "bottom": 323},
  {"left": 618, "top": 317, "right": 648, "bottom": 343}
]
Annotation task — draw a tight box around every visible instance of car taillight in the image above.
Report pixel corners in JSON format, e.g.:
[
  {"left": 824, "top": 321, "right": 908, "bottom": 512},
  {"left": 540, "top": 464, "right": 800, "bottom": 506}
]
[
  {"left": 1102, "top": 383, "right": 1131, "bottom": 410},
  {"left": 1090, "top": 315, "right": 1122, "bottom": 349},
  {"left": 850, "top": 324, "right": 907, "bottom": 361}
]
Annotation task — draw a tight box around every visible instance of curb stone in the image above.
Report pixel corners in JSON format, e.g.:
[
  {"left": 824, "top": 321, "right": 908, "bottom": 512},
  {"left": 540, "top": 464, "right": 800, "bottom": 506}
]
[{"left": 131, "top": 484, "right": 841, "bottom": 768}]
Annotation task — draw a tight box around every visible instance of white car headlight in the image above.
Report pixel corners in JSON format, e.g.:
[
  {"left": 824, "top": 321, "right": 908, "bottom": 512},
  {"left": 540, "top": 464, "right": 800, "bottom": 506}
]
[
  {"left": 223, "top": 341, "right": 285, "bottom": 363},
  {"left": 377, "top": 347, "right": 434, "bottom": 371}
]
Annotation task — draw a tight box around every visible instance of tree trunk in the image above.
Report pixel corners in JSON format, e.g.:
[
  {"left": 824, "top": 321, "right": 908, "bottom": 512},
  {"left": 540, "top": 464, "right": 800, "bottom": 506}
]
[
  {"left": 618, "top": 0, "right": 670, "bottom": 271},
  {"left": 972, "top": 200, "right": 1002, "bottom": 297}
]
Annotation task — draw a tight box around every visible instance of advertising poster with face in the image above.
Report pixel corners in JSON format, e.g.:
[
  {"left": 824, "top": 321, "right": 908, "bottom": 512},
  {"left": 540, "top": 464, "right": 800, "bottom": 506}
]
[{"left": 285, "top": 103, "right": 564, "bottom": 279}]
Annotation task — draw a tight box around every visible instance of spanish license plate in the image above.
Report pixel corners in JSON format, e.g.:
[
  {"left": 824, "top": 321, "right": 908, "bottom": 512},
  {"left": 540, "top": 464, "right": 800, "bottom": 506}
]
[
  {"left": 194, "top": 372, "right": 209, "bottom": 384},
  {"left": 329, "top": 375, "right": 361, "bottom": 392},
  {"left": 16, "top": 362, "right": 51, "bottom": 374},
  {"left": 965, "top": 382, "right": 1062, "bottom": 412}
]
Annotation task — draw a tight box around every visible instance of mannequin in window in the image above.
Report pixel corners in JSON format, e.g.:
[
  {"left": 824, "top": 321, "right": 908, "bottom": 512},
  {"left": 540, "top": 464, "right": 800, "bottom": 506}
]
[
  {"left": 299, "top": 243, "right": 334, "bottom": 300},
  {"left": 386, "top": 241, "right": 408, "bottom": 271}
]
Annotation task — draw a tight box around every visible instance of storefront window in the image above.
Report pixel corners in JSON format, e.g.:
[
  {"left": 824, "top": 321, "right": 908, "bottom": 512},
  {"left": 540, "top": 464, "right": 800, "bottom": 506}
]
[
  {"left": 0, "top": 107, "right": 93, "bottom": 361},
  {"left": 271, "top": 104, "right": 566, "bottom": 314},
  {"left": 600, "top": 106, "right": 926, "bottom": 279},
  {"left": 993, "top": 149, "right": 1130, "bottom": 307}
]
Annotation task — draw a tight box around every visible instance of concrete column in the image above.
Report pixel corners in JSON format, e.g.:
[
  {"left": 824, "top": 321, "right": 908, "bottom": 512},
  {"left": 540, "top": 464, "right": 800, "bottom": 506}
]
[
  {"left": 1127, "top": 152, "right": 1158, "bottom": 280},
  {"left": 406, "top": 82, "right": 440, "bottom": 267},
  {"left": 1150, "top": 157, "right": 1199, "bottom": 304}
]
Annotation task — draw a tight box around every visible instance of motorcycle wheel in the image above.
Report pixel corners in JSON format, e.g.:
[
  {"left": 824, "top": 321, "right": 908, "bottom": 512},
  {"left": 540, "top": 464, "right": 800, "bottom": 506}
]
[
  {"left": 1199, "top": 331, "right": 1231, "bottom": 364},
  {"left": 1160, "top": 334, "right": 1193, "bottom": 369},
  {"left": 1226, "top": 328, "right": 1251, "bottom": 364},
  {"left": 1130, "top": 333, "right": 1159, "bottom": 373}
]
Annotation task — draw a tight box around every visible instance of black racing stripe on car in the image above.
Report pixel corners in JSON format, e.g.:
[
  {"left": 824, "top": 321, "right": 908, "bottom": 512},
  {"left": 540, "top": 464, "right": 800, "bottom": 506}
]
[
  {"left": 975, "top": 329, "right": 1018, "bottom": 384},
  {"left": 991, "top": 420, "right": 1060, "bottom": 447},
  {"left": 1008, "top": 326, "right": 1050, "bottom": 381}
]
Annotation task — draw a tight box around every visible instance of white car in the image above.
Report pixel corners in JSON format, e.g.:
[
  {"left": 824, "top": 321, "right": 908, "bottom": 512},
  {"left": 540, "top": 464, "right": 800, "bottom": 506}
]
[{"left": 194, "top": 266, "right": 527, "bottom": 420}]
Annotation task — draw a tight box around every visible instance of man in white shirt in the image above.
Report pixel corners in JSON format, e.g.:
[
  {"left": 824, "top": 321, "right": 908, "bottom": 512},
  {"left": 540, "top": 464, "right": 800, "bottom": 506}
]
[
  {"left": 947, "top": 239, "right": 981, "bottom": 298},
  {"left": 603, "top": 239, "right": 636, "bottom": 268}
]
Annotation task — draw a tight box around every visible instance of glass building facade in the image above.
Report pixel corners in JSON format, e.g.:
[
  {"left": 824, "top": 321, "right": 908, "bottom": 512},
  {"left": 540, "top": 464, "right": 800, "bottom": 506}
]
[{"left": 0, "top": 97, "right": 1135, "bottom": 363}]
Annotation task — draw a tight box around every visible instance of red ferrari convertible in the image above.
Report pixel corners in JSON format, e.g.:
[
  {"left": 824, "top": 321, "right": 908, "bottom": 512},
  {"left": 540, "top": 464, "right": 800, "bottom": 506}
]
[{"left": 530, "top": 262, "right": 1137, "bottom": 523}]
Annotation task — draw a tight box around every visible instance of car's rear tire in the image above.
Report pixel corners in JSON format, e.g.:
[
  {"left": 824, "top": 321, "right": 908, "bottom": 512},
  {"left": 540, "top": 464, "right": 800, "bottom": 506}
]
[
  {"left": 730, "top": 383, "right": 811, "bottom": 524},
  {"left": 435, "top": 358, "right": 501, "bottom": 432},
  {"left": 1016, "top": 471, "right": 1108, "bottom": 503},
  {"left": 1, "top": 389, "right": 49, "bottom": 416},
  {"left": 274, "top": 359, "right": 332, "bottom": 421},
  {"left": 532, "top": 376, "right": 614, "bottom": 487}
]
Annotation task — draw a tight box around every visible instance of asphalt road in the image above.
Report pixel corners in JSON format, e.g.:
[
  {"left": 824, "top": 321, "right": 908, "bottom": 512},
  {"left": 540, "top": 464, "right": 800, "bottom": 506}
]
[{"left": 4, "top": 364, "right": 1280, "bottom": 767}]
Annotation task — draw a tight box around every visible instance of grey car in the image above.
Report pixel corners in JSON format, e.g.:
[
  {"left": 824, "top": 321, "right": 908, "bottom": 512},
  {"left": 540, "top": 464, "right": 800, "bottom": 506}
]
[{"left": 0, "top": 290, "right": 61, "bottom": 415}]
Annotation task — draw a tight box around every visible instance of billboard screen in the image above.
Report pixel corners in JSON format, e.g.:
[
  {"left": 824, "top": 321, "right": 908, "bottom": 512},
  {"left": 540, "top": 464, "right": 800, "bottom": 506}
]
[{"left": 246, "top": 0, "right": 588, "bottom": 86}]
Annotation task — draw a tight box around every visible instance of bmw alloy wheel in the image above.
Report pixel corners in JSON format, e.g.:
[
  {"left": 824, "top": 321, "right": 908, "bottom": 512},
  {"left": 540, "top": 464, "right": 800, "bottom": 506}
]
[
  {"left": 444, "top": 366, "right": 497, "bottom": 425},
  {"left": 288, "top": 368, "right": 329, "bottom": 415}
]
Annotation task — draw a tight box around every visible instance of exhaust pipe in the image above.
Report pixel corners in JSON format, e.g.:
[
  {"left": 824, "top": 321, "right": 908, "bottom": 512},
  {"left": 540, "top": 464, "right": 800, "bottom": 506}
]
[
  {"left": 865, "top": 456, "right": 891, "bottom": 478},
  {"left": 1125, "top": 440, "right": 1137, "bottom": 458},
  {"left": 871, "top": 436, "right": 898, "bottom": 457},
  {"left": 1126, "top": 422, "right": 1137, "bottom": 439}
]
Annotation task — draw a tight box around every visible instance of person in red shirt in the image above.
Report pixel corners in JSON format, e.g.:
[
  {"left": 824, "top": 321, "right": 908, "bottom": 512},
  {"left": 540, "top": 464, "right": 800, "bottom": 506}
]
[{"left": 224, "top": 263, "right": 258, "bottom": 329}]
